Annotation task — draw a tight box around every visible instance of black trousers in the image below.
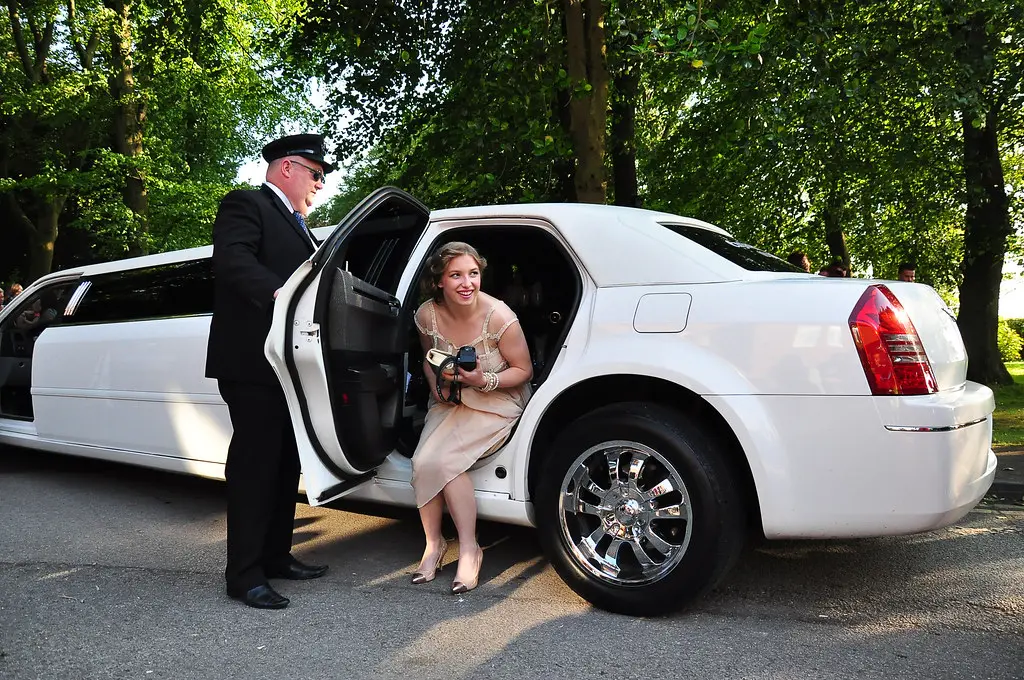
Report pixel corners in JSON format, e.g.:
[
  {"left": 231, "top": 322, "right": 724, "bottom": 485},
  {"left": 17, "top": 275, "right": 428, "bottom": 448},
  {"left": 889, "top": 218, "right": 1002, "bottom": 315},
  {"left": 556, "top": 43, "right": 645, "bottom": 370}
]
[{"left": 218, "top": 379, "right": 301, "bottom": 592}]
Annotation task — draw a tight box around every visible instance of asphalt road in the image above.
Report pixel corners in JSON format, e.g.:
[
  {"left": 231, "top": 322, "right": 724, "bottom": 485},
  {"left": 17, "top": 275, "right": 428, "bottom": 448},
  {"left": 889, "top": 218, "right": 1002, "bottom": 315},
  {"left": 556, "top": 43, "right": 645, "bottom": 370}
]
[{"left": 1, "top": 448, "right": 1021, "bottom": 680}]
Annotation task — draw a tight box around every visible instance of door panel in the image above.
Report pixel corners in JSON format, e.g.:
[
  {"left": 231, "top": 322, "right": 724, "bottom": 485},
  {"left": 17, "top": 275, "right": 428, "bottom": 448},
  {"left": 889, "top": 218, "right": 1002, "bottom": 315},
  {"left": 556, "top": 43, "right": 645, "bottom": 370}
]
[
  {"left": 322, "top": 269, "right": 404, "bottom": 471},
  {"left": 32, "top": 317, "right": 230, "bottom": 462},
  {"left": 267, "top": 187, "right": 430, "bottom": 506}
]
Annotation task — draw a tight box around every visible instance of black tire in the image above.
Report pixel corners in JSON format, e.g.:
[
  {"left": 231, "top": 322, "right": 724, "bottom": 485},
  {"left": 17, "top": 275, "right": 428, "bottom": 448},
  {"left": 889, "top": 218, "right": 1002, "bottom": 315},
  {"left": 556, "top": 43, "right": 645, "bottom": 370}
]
[{"left": 535, "top": 401, "right": 746, "bottom": 616}]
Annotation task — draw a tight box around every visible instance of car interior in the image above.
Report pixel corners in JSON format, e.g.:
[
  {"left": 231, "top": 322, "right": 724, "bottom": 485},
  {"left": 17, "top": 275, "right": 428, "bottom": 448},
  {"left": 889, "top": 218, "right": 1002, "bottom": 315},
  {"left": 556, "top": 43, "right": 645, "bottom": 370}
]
[
  {"left": 396, "top": 226, "right": 583, "bottom": 457},
  {"left": 312, "top": 221, "right": 582, "bottom": 471},
  {"left": 0, "top": 282, "right": 79, "bottom": 420}
]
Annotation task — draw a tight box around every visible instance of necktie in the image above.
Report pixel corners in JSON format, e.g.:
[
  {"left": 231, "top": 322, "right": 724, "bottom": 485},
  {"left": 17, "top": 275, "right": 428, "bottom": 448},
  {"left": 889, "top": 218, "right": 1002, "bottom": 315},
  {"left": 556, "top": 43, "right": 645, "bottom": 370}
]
[{"left": 293, "top": 210, "right": 316, "bottom": 246}]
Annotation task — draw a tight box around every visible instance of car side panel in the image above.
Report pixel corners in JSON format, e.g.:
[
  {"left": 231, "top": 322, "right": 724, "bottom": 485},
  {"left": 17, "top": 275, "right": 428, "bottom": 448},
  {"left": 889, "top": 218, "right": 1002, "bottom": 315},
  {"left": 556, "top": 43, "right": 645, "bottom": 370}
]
[
  {"left": 31, "top": 317, "right": 231, "bottom": 463},
  {"left": 705, "top": 393, "right": 995, "bottom": 537},
  {"left": 510, "top": 284, "right": 994, "bottom": 536}
]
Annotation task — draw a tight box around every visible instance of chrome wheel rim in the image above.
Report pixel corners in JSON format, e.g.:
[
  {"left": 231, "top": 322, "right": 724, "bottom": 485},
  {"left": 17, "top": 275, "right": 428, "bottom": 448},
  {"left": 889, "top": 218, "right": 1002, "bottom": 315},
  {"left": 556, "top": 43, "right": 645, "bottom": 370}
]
[{"left": 557, "top": 440, "right": 693, "bottom": 586}]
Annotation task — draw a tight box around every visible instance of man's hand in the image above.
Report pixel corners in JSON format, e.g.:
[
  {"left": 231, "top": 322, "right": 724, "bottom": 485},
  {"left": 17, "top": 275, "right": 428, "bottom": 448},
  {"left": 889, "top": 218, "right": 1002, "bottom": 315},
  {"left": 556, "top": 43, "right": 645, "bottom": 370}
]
[{"left": 273, "top": 288, "right": 281, "bottom": 299}]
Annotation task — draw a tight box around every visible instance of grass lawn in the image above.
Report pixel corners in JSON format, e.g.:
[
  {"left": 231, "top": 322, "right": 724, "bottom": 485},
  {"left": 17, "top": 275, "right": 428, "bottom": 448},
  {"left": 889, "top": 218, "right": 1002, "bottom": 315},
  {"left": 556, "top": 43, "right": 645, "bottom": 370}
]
[{"left": 992, "top": 361, "right": 1024, "bottom": 448}]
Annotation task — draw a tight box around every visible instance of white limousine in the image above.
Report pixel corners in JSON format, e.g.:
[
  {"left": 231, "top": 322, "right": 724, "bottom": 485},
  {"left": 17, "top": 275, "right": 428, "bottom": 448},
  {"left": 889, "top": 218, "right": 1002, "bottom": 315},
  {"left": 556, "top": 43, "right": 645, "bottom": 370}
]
[{"left": 0, "top": 187, "right": 996, "bottom": 615}]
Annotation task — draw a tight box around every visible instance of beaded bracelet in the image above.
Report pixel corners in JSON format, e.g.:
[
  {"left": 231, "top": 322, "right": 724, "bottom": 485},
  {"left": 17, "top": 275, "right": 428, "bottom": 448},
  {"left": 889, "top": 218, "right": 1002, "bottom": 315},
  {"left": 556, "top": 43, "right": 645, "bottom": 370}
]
[{"left": 480, "top": 371, "right": 500, "bottom": 392}]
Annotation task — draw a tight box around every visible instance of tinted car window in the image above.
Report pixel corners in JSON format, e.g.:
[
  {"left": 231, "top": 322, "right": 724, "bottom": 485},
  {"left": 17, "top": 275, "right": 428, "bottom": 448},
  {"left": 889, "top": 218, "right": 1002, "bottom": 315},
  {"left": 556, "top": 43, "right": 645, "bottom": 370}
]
[
  {"left": 660, "top": 223, "right": 803, "bottom": 273},
  {"left": 0, "top": 280, "right": 81, "bottom": 356},
  {"left": 335, "top": 213, "right": 422, "bottom": 295},
  {"left": 70, "top": 259, "right": 214, "bottom": 324}
]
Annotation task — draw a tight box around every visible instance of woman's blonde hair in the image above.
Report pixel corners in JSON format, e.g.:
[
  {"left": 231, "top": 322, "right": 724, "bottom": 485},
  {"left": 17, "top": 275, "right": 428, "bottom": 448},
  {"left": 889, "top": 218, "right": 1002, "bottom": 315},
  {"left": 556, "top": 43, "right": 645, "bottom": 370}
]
[{"left": 421, "top": 241, "right": 488, "bottom": 303}]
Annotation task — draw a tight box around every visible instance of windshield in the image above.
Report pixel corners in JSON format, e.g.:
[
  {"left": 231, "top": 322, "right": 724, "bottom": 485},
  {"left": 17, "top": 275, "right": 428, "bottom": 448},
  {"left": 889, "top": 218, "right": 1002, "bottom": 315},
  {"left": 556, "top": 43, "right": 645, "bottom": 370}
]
[{"left": 659, "top": 223, "right": 804, "bottom": 273}]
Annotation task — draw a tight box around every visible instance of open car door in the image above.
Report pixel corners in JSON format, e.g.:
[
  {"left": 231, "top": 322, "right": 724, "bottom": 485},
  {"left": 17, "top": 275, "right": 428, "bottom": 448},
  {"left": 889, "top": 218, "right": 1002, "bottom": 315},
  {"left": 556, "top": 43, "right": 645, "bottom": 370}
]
[{"left": 266, "top": 187, "right": 429, "bottom": 505}]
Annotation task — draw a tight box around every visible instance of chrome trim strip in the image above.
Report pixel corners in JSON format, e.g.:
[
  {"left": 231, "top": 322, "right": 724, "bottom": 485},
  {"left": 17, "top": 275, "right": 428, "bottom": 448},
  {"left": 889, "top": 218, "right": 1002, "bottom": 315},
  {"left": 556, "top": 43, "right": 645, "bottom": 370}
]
[
  {"left": 884, "top": 416, "right": 988, "bottom": 433},
  {"left": 31, "top": 388, "right": 224, "bottom": 404},
  {"left": 63, "top": 280, "right": 92, "bottom": 316}
]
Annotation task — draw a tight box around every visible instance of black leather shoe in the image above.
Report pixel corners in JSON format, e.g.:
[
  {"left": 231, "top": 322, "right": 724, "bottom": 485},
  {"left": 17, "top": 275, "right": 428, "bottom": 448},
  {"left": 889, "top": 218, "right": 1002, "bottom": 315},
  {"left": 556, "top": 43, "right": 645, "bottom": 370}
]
[
  {"left": 228, "top": 584, "right": 289, "bottom": 609},
  {"left": 265, "top": 556, "right": 328, "bottom": 581}
]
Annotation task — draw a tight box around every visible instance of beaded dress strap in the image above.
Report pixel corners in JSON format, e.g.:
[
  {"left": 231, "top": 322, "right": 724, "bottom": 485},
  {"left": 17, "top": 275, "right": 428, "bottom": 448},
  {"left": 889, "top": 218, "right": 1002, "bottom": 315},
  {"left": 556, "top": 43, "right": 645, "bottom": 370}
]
[
  {"left": 492, "top": 317, "right": 518, "bottom": 341},
  {"left": 414, "top": 301, "right": 446, "bottom": 350}
]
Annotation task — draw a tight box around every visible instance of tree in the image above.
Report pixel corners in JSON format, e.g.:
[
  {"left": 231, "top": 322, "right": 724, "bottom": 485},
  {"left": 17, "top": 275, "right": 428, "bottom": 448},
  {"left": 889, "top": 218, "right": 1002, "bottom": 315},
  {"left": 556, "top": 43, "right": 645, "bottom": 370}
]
[
  {"left": 640, "top": 0, "right": 1022, "bottom": 388},
  {"left": 563, "top": 0, "right": 610, "bottom": 203},
  {"left": 941, "top": 1, "right": 1021, "bottom": 386},
  {"left": 297, "top": 0, "right": 754, "bottom": 217},
  {"left": 105, "top": 0, "right": 148, "bottom": 255},
  {"left": 1, "top": 0, "right": 309, "bottom": 282},
  {"left": 1, "top": 0, "right": 105, "bottom": 279},
  {"left": 294, "top": 0, "right": 578, "bottom": 213},
  {"left": 293, "top": 0, "right": 1021, "bottom": 386}
]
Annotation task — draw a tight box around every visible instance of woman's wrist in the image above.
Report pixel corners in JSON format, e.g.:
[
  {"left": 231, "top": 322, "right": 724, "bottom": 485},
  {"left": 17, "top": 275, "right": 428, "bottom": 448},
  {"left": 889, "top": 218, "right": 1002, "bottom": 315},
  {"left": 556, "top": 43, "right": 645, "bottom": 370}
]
[{"left": 479, "top": 371, "right": 500, "bottom": 392}]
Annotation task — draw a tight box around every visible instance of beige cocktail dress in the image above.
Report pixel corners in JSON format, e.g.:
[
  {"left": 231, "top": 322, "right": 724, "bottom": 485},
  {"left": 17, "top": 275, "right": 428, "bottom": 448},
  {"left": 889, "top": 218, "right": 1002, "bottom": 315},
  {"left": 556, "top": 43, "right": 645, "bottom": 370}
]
[{"left": 411, "top": 300, "right": 531, "bottom": 507}]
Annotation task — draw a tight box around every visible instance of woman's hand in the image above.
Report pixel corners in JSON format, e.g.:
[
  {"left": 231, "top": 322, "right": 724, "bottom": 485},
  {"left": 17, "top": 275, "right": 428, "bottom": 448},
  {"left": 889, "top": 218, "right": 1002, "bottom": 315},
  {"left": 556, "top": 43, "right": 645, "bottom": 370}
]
[{"left": 457, "top": 364, "right": 486, "bottom": 389}]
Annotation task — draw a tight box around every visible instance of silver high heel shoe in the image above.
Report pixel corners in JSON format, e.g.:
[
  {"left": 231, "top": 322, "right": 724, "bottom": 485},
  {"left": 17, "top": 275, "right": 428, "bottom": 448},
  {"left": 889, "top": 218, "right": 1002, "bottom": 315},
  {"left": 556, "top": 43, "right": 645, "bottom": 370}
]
[
  {"left": 411, "top": 540, "right": 448, "bottom": 585},
  {"left": 451, "top": 545, "right": 483, "bottom": 594}
]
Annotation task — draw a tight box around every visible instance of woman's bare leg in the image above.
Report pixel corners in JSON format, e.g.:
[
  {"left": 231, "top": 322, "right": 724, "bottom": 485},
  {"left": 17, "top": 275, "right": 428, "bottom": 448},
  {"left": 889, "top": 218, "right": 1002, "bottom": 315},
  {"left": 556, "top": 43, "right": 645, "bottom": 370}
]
[
  {"left": 415, "top": 494, "right": 447, "bottom": 575},
  {"left": 443, "top": 472, "right": 483, "bottom": 589}
]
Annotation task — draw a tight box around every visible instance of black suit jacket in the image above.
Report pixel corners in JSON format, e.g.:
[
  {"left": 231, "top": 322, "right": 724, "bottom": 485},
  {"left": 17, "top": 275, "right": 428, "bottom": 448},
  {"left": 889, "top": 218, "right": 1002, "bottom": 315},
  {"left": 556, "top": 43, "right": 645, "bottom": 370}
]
[{"left": 206, "top": 185, "right": 317, "bottom": 385}]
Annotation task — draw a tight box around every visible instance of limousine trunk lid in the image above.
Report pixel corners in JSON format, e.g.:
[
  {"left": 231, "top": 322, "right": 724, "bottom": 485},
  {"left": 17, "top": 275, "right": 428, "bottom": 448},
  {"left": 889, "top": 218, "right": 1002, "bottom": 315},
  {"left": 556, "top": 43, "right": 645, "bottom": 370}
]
[{"left": 265, "top": 187, "right": 430, "bottom": 506}]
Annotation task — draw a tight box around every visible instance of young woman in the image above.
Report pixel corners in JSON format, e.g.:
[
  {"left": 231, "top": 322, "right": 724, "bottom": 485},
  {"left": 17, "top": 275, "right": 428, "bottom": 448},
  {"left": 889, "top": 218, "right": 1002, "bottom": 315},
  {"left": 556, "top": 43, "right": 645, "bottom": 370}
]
[{"left": 410, "top": 242, "right": 533, "bottom": 593}]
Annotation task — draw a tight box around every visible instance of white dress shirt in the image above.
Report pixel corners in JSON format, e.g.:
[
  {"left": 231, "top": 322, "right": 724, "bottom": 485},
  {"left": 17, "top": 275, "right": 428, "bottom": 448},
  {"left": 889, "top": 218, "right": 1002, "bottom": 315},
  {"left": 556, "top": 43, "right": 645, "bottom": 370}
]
[{"left": 263, "top": 181, "right": 315, "bottom": 248}]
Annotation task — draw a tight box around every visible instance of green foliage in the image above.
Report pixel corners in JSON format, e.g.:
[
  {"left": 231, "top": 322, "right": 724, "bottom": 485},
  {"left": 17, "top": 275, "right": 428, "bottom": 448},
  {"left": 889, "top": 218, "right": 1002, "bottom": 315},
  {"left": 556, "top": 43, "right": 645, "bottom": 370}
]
[
  {"left": 993, "top": 362, "right": 1024, "bottom": 446},
  {"left": 299, "top": 0, "right": 1023, "bottom": 331},
  {"left": 3, "top": 0, "right": 1023, "bottom": 388},
  {"left": 299, "top": 1, "right": 579, "bottom": 210},
  {"left": 638, "top": 1, "right": 971, "bottom": 298},
  {"left": 1, "top": 0, "right": 311, "bottom": 279},
  {"left": 999, "top": 319, "right": 1024, "bottom": 361},
  {"left": 1004, "top": 318, "right": 1024, "bottom": 340}
]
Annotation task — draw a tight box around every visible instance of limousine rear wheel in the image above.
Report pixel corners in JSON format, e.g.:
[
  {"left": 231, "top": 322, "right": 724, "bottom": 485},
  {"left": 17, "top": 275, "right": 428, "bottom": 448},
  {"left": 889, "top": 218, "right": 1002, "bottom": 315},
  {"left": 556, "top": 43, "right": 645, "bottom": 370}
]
[{"left": 536, "top": 402, "right": 745, "bottom": 616}]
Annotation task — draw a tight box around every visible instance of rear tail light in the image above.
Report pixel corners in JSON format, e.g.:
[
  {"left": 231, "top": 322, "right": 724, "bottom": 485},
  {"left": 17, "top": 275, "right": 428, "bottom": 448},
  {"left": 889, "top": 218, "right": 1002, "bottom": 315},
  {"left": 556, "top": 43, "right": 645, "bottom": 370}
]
[{"left": 849, "top": 284, "right": 937, "bottom": 395}]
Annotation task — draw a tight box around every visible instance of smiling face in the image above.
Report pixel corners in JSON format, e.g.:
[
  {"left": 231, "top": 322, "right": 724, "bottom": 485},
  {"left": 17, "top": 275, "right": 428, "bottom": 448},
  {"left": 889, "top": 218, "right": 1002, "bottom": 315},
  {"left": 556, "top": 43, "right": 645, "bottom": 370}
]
[{"left": 439, "top": 254, "right": 483, "bottom": 308}]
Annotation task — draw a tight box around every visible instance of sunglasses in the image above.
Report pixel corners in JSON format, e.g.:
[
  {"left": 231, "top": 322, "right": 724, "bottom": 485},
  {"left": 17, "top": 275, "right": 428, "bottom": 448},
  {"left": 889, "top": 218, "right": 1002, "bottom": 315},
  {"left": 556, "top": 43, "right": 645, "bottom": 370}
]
[{"left": 289, "top": 159, "right": 326, "bottom": 183}]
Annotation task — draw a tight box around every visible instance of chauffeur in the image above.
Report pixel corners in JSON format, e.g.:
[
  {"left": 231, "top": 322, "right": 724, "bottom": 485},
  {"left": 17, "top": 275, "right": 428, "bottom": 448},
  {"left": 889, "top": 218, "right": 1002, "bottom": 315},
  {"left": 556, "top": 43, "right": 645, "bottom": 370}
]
[{"left": 206, "top": 133, "right": 333, "bottom": 609}]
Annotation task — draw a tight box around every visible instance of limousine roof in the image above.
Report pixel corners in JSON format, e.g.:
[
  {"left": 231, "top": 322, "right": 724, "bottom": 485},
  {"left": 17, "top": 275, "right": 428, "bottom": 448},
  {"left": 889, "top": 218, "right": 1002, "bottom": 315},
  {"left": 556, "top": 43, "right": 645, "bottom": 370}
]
[
  {"left": 429, "top": 203, "right": 738, "bottom": 286},
  {"left": 24, "top": 202, "right": 740, "bottom": 292}
]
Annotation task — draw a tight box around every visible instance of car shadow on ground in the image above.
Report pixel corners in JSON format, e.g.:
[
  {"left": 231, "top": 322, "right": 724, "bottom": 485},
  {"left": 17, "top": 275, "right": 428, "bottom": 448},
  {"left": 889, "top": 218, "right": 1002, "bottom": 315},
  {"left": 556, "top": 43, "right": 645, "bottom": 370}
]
[{"left": 3, "top": 445, "right": 1021, "bottom": 644}]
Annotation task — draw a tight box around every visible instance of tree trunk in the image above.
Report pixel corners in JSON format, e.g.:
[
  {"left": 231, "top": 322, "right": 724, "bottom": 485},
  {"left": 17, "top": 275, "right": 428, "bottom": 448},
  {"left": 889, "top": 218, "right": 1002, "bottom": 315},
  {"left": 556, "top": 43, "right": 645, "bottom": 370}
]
[
  {"left": 562, "top": 0, "right": 609, "bottom": 204},
  {"left": 611, "top": 67, "right": 639, "bottom": 207},
  {"left": 551, "top": 87, "right": 577, "bottom": 202},
  {"left": 822, "top": 180, "right": 851, "bottom": 274},
  {"left": 7, "top": 193, "right": 65, "bottom": 281},
  {"left": 957, "top": 109, "right": 1012, "bottom": 386},
  {"left": 29, "top": 199, "right": 62, "bottom": 279},
  {"left": 946, "top": 8, "right": 1012, "bottom": 386},
  {"left": 107, "top": 0, "right": 149, "bottom": 256}
]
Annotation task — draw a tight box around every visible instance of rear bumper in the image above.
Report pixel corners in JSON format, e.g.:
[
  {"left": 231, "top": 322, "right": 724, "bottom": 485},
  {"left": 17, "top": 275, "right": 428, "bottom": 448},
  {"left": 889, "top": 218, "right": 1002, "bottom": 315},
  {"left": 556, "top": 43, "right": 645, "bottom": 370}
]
[{"left": 706, "top": 381, "right": 996, "bottom": 539}]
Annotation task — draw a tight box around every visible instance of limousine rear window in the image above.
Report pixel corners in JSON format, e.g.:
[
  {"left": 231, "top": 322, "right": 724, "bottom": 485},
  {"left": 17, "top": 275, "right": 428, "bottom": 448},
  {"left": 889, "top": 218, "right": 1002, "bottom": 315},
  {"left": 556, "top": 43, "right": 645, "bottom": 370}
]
[
  {"left": 68, "top": 259, "right": 214, "bottom": 324},
  {"left": 660, "top": 223, "right": 802, "bottom": 273}
]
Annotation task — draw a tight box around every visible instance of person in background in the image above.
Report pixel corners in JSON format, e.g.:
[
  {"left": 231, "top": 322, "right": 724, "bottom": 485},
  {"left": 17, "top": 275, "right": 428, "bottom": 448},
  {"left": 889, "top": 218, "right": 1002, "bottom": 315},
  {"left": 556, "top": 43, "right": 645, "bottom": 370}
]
[
  {"left": 898, "top": 263, "right": 916, "bottom": 282},
  {"left": 821, "top": 262, "right": 847, "bottom": 278},
  {"left": 787, "top": 251, "right": 811, "bottom": 273},
  {"left": 8, "top": 283, "right": 23, "bottom": 300},
  {"left": 0, "top": 288, "right": 4, "bottom": 312},
  {"left": 205, "top": 133, "right": 333, "bottom": 610}
]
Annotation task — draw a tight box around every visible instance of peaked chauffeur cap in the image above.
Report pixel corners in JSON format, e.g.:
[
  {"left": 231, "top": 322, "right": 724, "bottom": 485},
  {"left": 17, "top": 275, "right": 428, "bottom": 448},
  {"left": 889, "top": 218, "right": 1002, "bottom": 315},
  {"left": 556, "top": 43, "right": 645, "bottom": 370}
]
[{"left": 261, "top": 133, "right": 335, "bottom": 173}]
